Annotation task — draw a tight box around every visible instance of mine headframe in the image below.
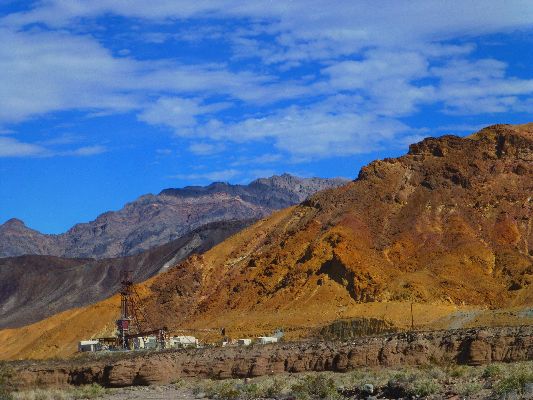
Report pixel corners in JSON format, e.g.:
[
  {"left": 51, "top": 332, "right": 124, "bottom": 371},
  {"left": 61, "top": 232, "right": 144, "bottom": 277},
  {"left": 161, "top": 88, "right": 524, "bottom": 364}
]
[{"left": 116, "top": 270, "right": 167, "bottom": 350}]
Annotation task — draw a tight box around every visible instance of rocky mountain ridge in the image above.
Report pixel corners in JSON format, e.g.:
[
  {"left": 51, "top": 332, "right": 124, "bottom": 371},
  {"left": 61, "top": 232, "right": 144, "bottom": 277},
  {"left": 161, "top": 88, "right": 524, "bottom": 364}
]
[
  {"left": 135, "top": 124, "right": 532, "bottom": 334},
  {"left": 0, "top": 174, "right": 347, "bottom": 259}
]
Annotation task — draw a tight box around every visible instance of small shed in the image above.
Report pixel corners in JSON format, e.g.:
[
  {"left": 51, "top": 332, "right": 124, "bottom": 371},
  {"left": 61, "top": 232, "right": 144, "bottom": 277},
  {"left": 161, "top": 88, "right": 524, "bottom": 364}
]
[
  {"left": 132, "top": 336, "right": 146, "bottom": 350},
  {"left": 169, "top": 336, "right": 198, "bottom": 348},
  {"left": 256, "top": 336, "right": 278, "bottom": 344},
  {"left": 78, "top": 340, "right": 101, "bottom": 352},
  {"left": 237, "top": 338, "right": 252, "bottom": 346},
  {"left": 143, "top": 336, "right": 158, "bottom": 349}
]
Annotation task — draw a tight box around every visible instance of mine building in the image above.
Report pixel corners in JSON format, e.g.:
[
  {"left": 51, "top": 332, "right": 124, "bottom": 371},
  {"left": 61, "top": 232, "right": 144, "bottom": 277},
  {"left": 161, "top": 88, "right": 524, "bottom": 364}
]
[
  {"left": 78, "top": 340, "right": 101, "bottom": 352},
  {"left": 256, "top": 336, "right": 278, "bottom": 344},
  {"left": 169, "top": 336, "right": 198, "bottom": 348}
]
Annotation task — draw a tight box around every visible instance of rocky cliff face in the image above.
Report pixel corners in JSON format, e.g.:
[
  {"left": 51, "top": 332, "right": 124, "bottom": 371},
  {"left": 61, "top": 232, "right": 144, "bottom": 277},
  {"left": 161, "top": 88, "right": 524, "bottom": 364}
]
[{"left": 0, "top": 174, "right": 347, "bottom": 259}]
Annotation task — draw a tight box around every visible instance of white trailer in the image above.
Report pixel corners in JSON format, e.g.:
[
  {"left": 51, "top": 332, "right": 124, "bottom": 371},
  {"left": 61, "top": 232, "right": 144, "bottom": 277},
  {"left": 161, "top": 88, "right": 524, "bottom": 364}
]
[
  {"left": 256, "top": 336, "right": 278, "bottom": 344},
  {"left": 169, "top": 336, "right": 198, "bottom": 348},
  {"left": 78, "top": 340, "right": 101, "bottom": 352}
]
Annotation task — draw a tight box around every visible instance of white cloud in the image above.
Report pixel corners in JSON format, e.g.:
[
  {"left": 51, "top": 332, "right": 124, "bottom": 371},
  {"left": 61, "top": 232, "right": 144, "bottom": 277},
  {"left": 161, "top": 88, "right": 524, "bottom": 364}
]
[
  {"left": 188, "top": 142, "right": 223, "bottom": 155},
  {"left": 230, "top": 153, "right": 282, "bottom": 167},
  {"left": 194, "top": 102, "right": 409, "bottom": 159},
  {"left": 431, "top": 59, "right": 533, "bottom": 114},
  {"left": 0, "top": 27, "right": 139, "bottom": 124},
  {"left": 0, "top": 137, "right": 47, "bottom": 157},
  {"left": 156, "top": 149, "right": 172, "bottom": 155},
  {"left": 1, "top": 1, "right": 532, "bottom": 161},
  {"left": 323, "top": 51, "right": 429, "bottom": 91},
  {"left": 6, "top": 2, "right": 533, "bottom": 49},
  {"left": 322, "top": 50, "right": 436, "bottom": 117},
  {"left": 171, "top": 169, "right": 240, "bottom": 182},
  {"left": 138, "top": 97, "right": 230, "bottom": 134},
  {"left": 63, "top": 145, "right": 108, "bottom": 156},
  {"left": 0, "top": 136, "right": 107, "bottom": 158},
  {"left": 0, "top": 25, "right": 311, "bottom": 126}
]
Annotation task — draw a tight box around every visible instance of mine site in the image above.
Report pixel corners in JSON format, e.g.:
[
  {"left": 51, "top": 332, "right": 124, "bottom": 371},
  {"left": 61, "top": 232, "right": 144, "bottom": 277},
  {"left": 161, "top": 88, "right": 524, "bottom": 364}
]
[{"left": 1, "top": 2, "right": 532, "bottom": 400}]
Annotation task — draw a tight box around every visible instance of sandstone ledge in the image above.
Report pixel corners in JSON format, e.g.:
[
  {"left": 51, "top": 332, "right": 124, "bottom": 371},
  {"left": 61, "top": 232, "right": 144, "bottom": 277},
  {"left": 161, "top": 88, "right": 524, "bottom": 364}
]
[{"left": 13, "top": 326, "right": 533, "bottom": 389}]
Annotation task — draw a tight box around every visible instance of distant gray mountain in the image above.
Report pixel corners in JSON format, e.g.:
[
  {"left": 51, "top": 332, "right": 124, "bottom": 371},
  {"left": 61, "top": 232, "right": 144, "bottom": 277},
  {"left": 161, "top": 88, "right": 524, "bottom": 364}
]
[
  {"left": 0, "top": 174, "right": 347, "bottom": 259},
  {"left": 0, "top": 219, "right": 252, "bottom": 329}
]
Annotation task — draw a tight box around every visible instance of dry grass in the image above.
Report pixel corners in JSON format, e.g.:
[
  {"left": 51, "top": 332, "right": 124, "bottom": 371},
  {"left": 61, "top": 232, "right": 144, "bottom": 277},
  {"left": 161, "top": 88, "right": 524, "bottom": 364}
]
[
  {"left": 11, "top": 385, "right": 106, "bottom": 400},
  {"left": 176, "top": 361, "right": 533, "bottom": 399},
  {"left": 9, "top": 361, "right": 532, "bottom": 399}
]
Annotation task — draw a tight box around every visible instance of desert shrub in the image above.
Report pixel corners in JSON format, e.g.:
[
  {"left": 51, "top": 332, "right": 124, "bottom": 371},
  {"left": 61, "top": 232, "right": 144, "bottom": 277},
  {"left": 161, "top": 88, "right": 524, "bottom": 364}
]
[
  {"left": 347, "top": 368, "right": 384, "bottom": 390},
  {"left": 425, "top": 366, "right": 447, "bottom": 380},
  {"left": 409, "top": 378, "right": 439, "bottom": 397},
  {"left": 385, "top": 372, "right": 440, "bottom": 398},
  {"left": 496, "top": 364, "right": 533, "bottom": 396},
  {"left": 197, "top": 377, "right": 288, "bottom": 400},
  {"left": 483, "top": 364, "right": 503, "bottom": 379},
  {"left": 448, "top": 365, "right": 468, "bottom": 378},
  {"left": 263, "top": 378, "right": 286, "bottom": 399},
  {"left": 238, "top": 383, "right": 260, "bottom": 400},
  {"left": 0, "top": 363, "right": 14, "bottom": 400},
  {"left": 290, "top": 374, "right": 341, "bottom": 400},
  {"left": 192, "top": 381, "right": 217, "bottom": 397},
  {"left": 70, "top": 384, "right": 106, "bottom": 399},
  {"left": 199, "top": 380, "right": 244, "bottom": 400},
  {"left": 497, "top": 376, "right": 522, "bottom": 396},
  {"left": 319, "top": 318, "right": 397, "bottom": 340},
  {"left": 12, "top": 389, "right": 68, "bottom": 400},
  {"left": 455, "top": 381, "right": 482, "bottom": 397},
  {"left": 214, "top": 382, "right": 240, "bottom": 400},
  {"left": 200, "top": 381, "right": 218, "bottom": 398},
  {"left": 171, "top": 378, "right": 185, "bottom": 388}
]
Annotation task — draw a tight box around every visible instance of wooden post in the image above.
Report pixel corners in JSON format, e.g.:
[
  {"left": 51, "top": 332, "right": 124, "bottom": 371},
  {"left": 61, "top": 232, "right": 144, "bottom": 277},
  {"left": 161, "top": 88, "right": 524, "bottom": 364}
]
[{"left": 410, "top": 302, "right": 414, "bottom": 330}]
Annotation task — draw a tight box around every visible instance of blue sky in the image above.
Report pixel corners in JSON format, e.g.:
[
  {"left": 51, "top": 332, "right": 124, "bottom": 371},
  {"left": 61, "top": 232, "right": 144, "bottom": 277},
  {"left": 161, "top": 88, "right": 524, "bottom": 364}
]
[{"left": 0, "top": 1, "right": 532, "bottom": 233}]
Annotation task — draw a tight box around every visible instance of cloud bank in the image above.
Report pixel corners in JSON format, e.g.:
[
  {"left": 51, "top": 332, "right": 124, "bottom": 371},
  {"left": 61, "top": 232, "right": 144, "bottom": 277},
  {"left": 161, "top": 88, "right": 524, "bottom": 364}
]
[{"left": 1, "top": 1, "right": 532, "bottom": 159}]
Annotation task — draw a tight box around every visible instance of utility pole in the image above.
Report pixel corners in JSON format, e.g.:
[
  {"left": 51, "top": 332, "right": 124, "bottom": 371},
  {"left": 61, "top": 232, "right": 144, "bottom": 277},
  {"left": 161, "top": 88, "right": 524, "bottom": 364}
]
[{"left": 410, "top": 302, "right": 414, "bottom": 330}]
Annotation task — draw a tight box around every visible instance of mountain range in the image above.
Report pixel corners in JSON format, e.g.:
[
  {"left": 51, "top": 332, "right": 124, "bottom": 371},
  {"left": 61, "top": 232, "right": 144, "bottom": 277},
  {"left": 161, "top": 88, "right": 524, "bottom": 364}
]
[
  {"left": 0, "top": 123, "right": 531, "bottom": 360},
  {"left": 0, "top": 174, "right": 347, "bottom": 259}
]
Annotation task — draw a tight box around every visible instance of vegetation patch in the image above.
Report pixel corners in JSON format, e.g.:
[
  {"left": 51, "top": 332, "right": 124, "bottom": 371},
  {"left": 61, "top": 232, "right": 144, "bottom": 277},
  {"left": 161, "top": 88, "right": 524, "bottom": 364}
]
[
  {"left": 318, "top": 317, "right": 397, "bottom": 340},
  {"left": 8, "top": 361, "right": 533, "bottom": 400},
  {"left": 11, "top": 384, "right": 106, "bottom": 400}
]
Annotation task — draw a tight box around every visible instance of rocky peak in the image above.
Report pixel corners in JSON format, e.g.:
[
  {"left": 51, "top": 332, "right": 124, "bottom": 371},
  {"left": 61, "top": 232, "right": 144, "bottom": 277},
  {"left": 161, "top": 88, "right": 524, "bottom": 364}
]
[
  {"left": 0, "top": 218, "right": 37, "bottom": 234},
  {"left": 1, "top": 218, "right": 26, "bottom": 229}
]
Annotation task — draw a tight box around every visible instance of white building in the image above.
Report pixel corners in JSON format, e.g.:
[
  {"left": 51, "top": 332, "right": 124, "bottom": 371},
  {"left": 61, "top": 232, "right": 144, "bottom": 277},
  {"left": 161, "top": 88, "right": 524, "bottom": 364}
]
[
  {"left": 256, "top": 336, "right": 278, "bottom": 344},
  {"left": 132, "top": 335, "right": 158, "bottom": 350},
  {"left": 169, "top": 336, "right": 198, "bottom": 348},
  {"left": 78, "top": 340, "right": 101, "bottom": 352},
  {"left": 144, "top": 336, "right": 159, "bottom": 349},
  {"left": 237, "top": 338, "right": 252, "bottom": 346},
  {"left": 132, "top": 336, "right": 145, "bottom": 349}
]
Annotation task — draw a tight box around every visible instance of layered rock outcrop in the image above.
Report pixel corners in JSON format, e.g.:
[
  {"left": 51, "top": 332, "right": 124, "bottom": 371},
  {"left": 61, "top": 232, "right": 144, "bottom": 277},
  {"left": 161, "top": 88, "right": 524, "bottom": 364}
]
[{"left": 13, "top": 326, "right": 533, "bottom": 388}]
